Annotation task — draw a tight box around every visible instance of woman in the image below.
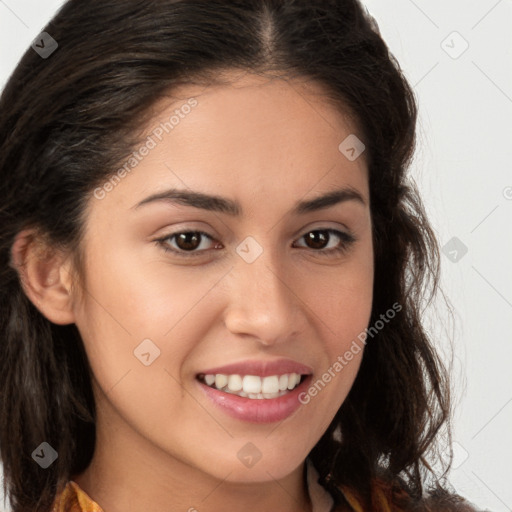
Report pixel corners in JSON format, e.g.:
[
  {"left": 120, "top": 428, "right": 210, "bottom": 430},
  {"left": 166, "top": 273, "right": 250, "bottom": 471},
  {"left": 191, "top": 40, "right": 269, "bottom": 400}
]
[{"left": 0, "top": 1, "right": 483, "bottom": 511}]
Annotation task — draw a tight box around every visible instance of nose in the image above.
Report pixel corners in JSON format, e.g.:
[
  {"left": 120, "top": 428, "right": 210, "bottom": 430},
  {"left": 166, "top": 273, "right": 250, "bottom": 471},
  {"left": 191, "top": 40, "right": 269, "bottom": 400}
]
[{"left": 222, "top": 243, "right": 303, "bottom": 346}]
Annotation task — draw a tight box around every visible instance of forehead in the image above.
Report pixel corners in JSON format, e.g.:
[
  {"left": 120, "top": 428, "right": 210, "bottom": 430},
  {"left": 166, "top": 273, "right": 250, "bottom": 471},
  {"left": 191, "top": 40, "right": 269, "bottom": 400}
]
[
  {"left": 147, "top": 70, "right": 364, "bottom": 155},
  {"left": 92, "top": 71, "right": 369, "bottom": 216}
]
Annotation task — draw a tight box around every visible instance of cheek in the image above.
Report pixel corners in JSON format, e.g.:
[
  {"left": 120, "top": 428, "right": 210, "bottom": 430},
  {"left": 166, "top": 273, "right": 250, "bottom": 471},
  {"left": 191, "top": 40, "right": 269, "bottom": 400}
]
[
  {"left": 296, "top": 273, "right": 370, "bottom": 437},
  {"left": 71, "top": 249, "right": 221, "bottom": 446},
  {"left": 77, "top": 241, "right": 223, "bottom": 339},
  {"left": 295, "top": 246, "right": 373, "bottom": 407},
  {"left": 300, "top": 247, "right": 373, "bottom": 346},
  {"left": 72, "top": 241, "right": 234, "bottom": 407}
]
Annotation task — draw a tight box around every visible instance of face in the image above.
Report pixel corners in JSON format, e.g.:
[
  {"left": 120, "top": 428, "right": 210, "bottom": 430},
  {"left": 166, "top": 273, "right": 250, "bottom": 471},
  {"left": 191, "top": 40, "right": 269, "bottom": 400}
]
[{"left": 70, "top": 71, "right": 373, "bottom": 483}]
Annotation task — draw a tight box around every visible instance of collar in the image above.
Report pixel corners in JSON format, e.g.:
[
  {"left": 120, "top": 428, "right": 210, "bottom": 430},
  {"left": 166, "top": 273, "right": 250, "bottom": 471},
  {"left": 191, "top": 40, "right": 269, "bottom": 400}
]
[{"left": 306, "top": 457, "right": 336, "bottom": 512}]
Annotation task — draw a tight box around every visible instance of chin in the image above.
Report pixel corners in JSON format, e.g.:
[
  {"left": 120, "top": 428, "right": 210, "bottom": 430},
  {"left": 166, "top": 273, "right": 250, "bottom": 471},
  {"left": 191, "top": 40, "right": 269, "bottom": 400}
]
[{"left": 202, "top": 447, "right": 307, "bottom": 484}]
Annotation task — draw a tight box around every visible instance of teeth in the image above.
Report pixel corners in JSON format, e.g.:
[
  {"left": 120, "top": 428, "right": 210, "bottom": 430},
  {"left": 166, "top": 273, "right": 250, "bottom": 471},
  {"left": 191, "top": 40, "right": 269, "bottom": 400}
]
[
  {"left": 243, "top": 375, "right": 261, "bottom": 394},
  {"left": 215, "top": 374, "right": 228, "bottom": 389},
  {"left": 200, "top": 372, "right": 304, "bottom": 399},
  {"left": 261, "top": 375, "right": 279, "bottom": 394},
  {"left": 288, "top": 372, "right": 300, "bottom": 390},
  {"left": 228, "top": 374, "right": 243, "bottom": 392}
]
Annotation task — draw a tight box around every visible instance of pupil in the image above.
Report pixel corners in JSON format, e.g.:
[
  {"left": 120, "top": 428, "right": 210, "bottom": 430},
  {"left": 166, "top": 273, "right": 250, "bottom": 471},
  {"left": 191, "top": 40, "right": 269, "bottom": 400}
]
[
  {"left": 177, "top": 232, "right": 200, "bottom": 251},
  {"left": 306, "top": 231, "right": 328, "bottom": 249}
]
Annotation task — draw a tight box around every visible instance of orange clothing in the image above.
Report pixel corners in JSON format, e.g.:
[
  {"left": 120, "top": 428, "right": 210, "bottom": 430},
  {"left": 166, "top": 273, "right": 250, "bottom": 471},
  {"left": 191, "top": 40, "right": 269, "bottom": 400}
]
[{"left": 51, "top": 481, "right": 103, "bottom": 512}]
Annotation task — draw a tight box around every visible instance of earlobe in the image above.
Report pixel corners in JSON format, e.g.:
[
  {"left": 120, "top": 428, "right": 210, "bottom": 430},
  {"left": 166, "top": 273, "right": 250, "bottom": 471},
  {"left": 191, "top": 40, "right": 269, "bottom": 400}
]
[{"left": 10, "top": 230, "right": 76, "bottom": 325}]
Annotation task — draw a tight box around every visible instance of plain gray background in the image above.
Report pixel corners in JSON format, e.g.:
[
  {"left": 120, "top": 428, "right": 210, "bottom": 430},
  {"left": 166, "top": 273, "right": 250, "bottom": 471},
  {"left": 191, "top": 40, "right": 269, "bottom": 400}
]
[{"left": 1, "top": 1, "right": 511, "bottom": 511}]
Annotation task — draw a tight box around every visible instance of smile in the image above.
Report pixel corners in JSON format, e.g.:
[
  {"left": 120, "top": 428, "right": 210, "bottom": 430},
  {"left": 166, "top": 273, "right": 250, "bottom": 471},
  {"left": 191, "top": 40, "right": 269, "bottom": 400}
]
[{"left": 197, "top": 373, "right": 304, "bottom": 399}]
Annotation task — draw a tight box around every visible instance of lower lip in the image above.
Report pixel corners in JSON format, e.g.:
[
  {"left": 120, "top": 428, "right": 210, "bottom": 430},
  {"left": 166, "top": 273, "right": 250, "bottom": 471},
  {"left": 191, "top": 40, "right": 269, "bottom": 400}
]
[{"left": 197, "top": 375, "right": 312, "bottom": 424}]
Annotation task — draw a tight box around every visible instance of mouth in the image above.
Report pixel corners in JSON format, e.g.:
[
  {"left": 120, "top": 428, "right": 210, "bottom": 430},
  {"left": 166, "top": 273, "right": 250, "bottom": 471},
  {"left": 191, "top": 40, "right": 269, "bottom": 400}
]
[
  {"left": 196, "top": 372, "right": 306, "bottom": 399},
  {"left": 194, "top": 359, "right": 313, "bottom": 423}
]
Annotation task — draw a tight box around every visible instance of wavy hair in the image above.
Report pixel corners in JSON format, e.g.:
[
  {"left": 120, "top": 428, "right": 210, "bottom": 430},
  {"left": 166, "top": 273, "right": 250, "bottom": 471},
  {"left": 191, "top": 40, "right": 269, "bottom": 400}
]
[{"left": 0, "top": 1, "right": 459, "bottom": 510}]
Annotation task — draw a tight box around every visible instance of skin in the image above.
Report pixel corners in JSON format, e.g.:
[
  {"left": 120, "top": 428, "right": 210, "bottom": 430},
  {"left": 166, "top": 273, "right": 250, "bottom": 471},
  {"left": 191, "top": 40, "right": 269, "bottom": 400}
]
[{"left": 14, "top": 71, "right": 374, "bottom": 512}]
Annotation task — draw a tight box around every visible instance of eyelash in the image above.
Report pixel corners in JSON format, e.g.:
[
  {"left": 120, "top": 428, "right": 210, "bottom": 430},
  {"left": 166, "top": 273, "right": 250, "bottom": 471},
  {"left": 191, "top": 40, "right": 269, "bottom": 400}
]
[{"left": 154, "top": 228, "right": 357, "bottom": 259}]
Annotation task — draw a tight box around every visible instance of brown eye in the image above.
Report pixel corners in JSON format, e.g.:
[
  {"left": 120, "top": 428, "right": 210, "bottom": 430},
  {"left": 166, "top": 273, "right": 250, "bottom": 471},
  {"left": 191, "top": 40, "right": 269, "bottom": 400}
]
[
  {"left": 303, "top": 230, "right": 330, "bottom": 250},
  {"left": 294, "top": 229, "right": 356, "bottom": 256},
  {"left": 175, "top": 232, "right": 202, "bottom": 251},
  {"left": 156, "top": 230, "right": 219, "bottom": 256}
]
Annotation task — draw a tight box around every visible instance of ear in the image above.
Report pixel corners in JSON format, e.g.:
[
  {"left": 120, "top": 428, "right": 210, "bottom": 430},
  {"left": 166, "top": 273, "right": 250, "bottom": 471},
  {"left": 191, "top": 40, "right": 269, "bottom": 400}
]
[{"left": 10, "top": 229, "right": 77, "bottom": 325}]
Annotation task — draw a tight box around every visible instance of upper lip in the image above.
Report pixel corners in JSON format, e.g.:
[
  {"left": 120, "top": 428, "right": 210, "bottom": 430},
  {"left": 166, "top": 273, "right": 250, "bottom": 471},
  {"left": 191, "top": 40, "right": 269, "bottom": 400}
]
[{"left": 197, "top": 358, "right": 313, "bottom": 378}]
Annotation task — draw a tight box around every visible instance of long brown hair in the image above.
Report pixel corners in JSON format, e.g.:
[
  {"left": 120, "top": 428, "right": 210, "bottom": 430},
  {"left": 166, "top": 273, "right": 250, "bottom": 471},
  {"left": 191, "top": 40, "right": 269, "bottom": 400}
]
[{"left": 0, "top": 1, "right": 460, "bottom": 510}]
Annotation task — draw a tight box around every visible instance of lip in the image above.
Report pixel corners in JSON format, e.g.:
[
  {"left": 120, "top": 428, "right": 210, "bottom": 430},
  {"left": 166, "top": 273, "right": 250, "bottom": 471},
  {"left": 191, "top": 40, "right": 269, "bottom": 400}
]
[
  {"left": 195, "top": 358, "right": 313, "bottom": 424},
  {"left": 197, "top": 374, "right": 312, "bottom": 423},
  {"left": 196, "top": 358, "right": 313, "bottom": 378}
]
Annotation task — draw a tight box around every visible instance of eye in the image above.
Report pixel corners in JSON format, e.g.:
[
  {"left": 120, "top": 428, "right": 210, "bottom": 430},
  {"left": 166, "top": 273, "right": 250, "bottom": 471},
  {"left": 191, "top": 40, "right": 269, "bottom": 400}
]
[
  {"left": 155, "top": 228, "right": 356, "bottom": 258},
  {"left": 293, "top": 229, "right": 356, "bottom": 257},
  {"left": 155, "top": 230, "right": 220, "bottom": 257}
]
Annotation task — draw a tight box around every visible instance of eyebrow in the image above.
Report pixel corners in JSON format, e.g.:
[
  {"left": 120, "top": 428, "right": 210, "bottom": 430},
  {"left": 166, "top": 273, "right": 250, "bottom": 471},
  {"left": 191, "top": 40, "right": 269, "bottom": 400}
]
[{"left": 133, "top": 186, "right": 366, "bottom": 215}]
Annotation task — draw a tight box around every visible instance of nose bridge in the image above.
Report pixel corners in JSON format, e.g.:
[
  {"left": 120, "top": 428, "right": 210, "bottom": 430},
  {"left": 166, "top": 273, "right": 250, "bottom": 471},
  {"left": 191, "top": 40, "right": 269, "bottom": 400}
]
[{"left": 224, "top": 235, "right": 299, "bottom": 343}]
